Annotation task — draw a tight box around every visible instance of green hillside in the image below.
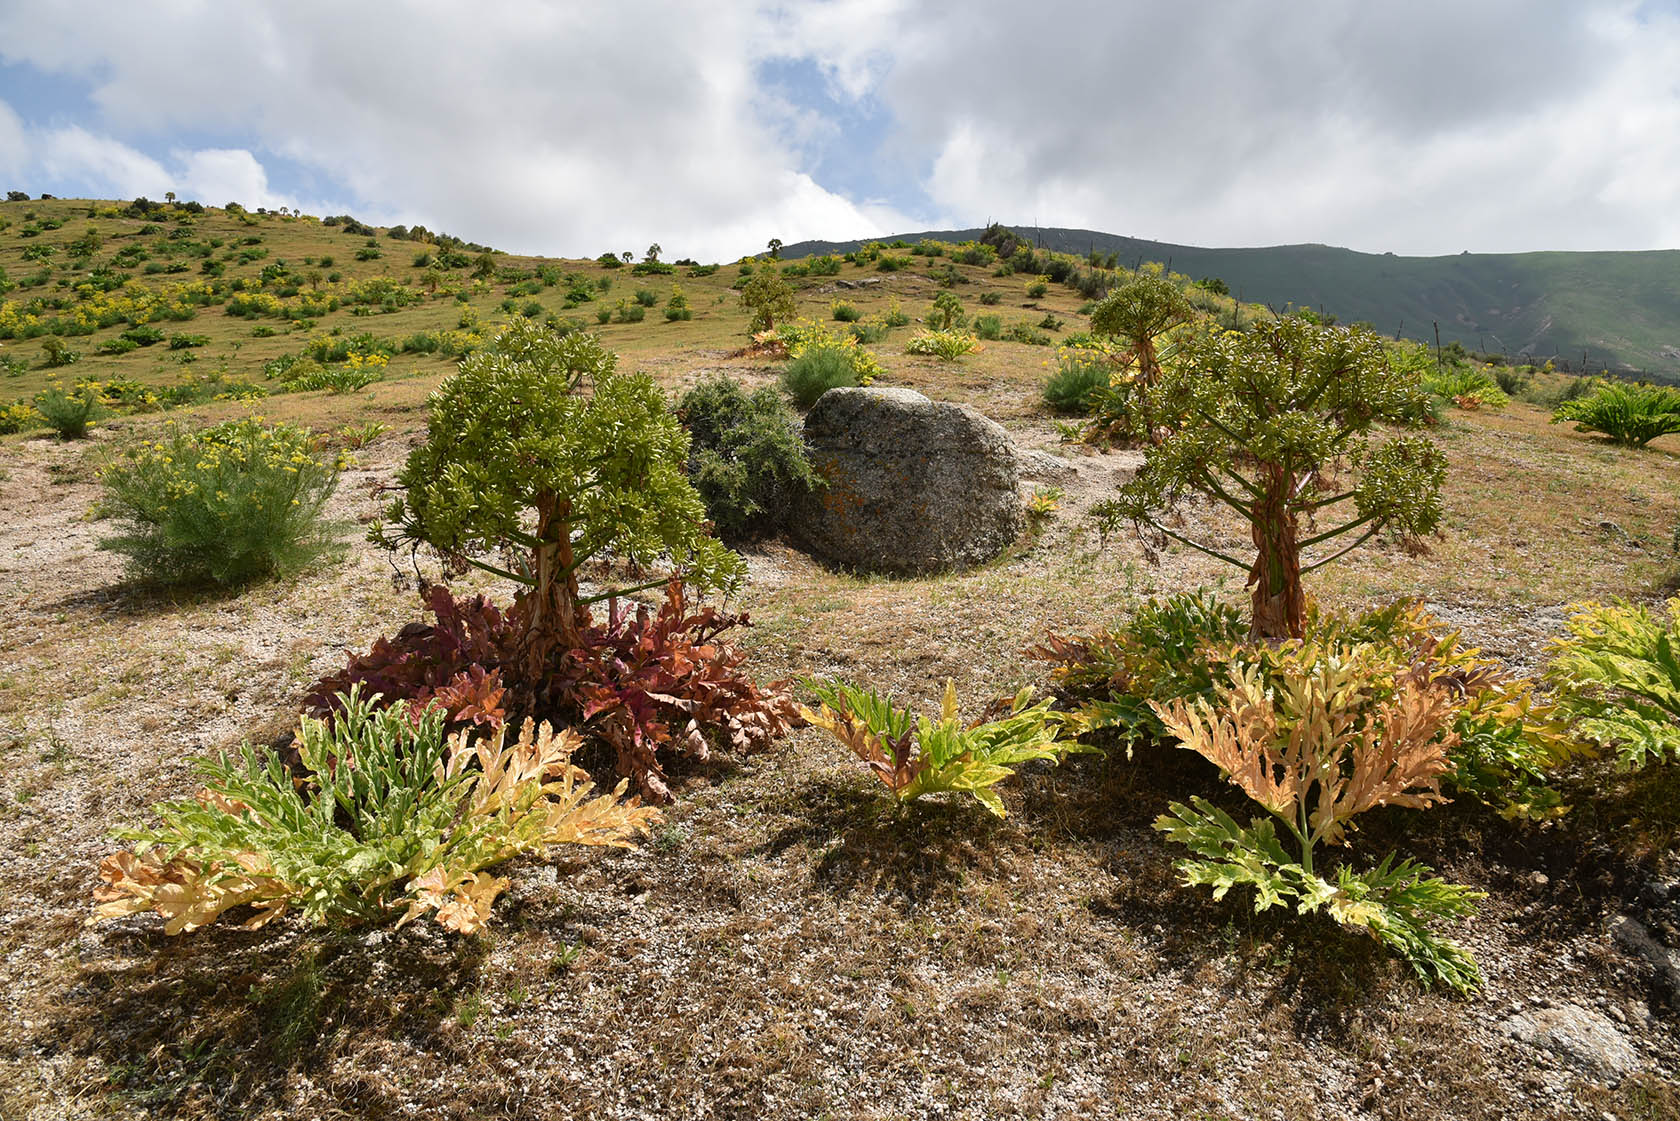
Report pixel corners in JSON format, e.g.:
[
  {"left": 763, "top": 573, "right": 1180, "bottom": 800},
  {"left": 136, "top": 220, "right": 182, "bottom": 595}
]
[{"left": 782, "top": 226, "right": 1680, "bottom": 378}]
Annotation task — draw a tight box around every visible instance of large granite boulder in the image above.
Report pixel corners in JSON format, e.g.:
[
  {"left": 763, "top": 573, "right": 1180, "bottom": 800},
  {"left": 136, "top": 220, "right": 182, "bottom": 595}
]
[{"left": 791, "top": 387, "right": 1022, "bottom": 576}]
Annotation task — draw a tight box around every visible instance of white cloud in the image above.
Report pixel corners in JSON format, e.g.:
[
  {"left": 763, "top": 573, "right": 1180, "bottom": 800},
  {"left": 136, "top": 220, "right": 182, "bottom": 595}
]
[{"left": 0, "top": 1, "right": 1676, "bottom": 255}]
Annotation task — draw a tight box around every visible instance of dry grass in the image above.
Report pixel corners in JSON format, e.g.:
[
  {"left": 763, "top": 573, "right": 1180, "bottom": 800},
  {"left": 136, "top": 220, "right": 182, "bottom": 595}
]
[{"left": 1, "top": 208, "right": 1677, "bottom": 1120}]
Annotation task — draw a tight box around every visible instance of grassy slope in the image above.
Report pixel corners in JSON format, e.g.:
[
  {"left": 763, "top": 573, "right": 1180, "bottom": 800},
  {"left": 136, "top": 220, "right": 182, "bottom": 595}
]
[
  {"left": 783, "top": 226, "right": 1680, "bottom": 378},
  {"left": 2, "top": 201, "right": 1679, "bottom": 1120}
]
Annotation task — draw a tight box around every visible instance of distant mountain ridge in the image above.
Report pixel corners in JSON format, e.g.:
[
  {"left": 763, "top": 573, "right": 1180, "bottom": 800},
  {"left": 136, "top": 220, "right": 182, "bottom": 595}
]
[{"left": 778, "top": 226, "right": 1680, "bottom": 378}]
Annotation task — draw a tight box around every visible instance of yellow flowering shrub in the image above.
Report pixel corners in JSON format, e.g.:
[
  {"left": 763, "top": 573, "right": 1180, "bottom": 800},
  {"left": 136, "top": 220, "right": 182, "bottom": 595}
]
[{"left": 98, "top": 416, "right": 346, "bottom": 587}]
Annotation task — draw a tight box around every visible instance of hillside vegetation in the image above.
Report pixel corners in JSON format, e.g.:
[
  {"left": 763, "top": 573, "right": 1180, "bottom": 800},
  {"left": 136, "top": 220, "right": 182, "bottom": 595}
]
[
  {"left": 782, "top": 226, "right": 1680, "bottom": 380},
  {"left": 1, "top": 198, "right": 1679, "bottom": 1121}
]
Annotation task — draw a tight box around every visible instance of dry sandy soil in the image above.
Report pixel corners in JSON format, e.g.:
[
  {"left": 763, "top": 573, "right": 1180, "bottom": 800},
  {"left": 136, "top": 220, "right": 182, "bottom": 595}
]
[{"left": 1, "top": 362, "right": 1678, "bottom": 1120}]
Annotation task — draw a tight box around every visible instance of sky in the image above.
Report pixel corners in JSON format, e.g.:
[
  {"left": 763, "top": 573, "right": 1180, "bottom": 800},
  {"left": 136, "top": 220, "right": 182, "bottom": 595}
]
[{"left": 0, "top": 0, "right": 1677, "bottom": 262}]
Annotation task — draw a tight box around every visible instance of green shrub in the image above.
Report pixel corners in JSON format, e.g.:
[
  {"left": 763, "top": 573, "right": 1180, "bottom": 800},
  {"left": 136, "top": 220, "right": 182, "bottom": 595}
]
[
  {"left": 35, "top": 382, "right": 101, "bottom": 438},
  {"left": 928, "top": 291, "right": 965, "bottom": 330},
  {"left": 41, "top": 337, "right": 79, "bottom": 367},
  {"left": 120, "top": 324, "right": 167, "bottom": 347},
  {"left": 1551, "top": 382, "right": 1680, "bottom": 447},
  {"left": 92, "top": 688, "right": 659, "bottom": 935},
  {"left": 1038, "top": 313, "right": 1064, "bottom": 331},
  {"left": 676, "top": 376, "right": 819, "bottom": 540},
  {"left": 882, "top": 300, "right": 910, "bottom": 328},
  {"left": 830, "top": 301, "right": 861, "bottom": 323},
  {"left": 169, "top": 333, "right": 210, "bottom": 349},
  {"left": 596, "top": 307, "right": 612, "bottom": 324},
  {"left": 1008, "top": 323, "right": 1052, "bottom": 346},
  {"left": 1042, "top": 349, "right": 1115, "bottom": 414},
  {"left": 973, "top": 314, "right": 1003, "bottom": 341},
  {"left": 664, "top": 286, "right": 692, "bottom": 321},
  {"left": 613, "top": 300, "right": 646, "bottom": 323},
  {"left": 634, "top": 288, "right": 658, "bottom": 308},
  {"left": 96, "top": 338, "right": 139, "bottom": 357},
  {"left": 847, "top": 320, "right": 888, "bottom": 344},
  {"left": 904, "top": 330, "right": 978, "bottom": 360},
  {"left": 779, "top": 322, "right": 883, "bottom": 408},
  {"left": 98, "top": 416, "right": 345, "bottom": 586},
  {"left": 978, "top": 291, "right": 1001, "bottom": 306},
  {"left": 1546, "top": 597, "right": 1680, "bottom": 767},
  {"left": 783, "top": 344, "right": 863, "bottom": 408},
  {"left": 1026, "top": 278, "right": 1049, "bottom": 299}
]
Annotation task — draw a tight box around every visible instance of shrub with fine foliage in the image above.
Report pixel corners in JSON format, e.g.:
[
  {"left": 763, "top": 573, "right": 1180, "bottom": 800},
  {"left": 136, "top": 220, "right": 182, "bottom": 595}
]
[
  {"left": 676, "top": 375, "right": 819, "bottom": 540},
  {"left": 98, "top": 416, "right": 344, "bottom": 587}
]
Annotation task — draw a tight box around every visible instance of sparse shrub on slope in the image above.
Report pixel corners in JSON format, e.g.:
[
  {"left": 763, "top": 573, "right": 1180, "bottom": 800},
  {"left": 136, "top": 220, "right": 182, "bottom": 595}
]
[
  {"left": 98, "top": 416, "right": 345, "bottom": 587},
  {"left": 34, "top": 382, "right": 100, "bottom": 438},
  {"left": 91, "top": 689, "right": 659, "bottom": 936},
  {"left": 1551, "top": 382, "right": 1680, "bottom": 447},
  {"left": 1546, "top": 596, "right": 1680, "bottom": 768},
  {"left": 802, "top": 679, "right": 1090, "bottom": 818},
  {"left": 676, "top": 375, "right": 819, "bottom": 541},
  {"left": 1153, "top": 640, "right": 1485, "bottom": 994}
]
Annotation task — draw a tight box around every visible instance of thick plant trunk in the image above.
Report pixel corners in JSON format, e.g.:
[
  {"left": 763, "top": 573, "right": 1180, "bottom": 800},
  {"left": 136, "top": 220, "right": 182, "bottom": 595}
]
[
  {"left": 1247, "top": 476, "right": 1304, "bottom": 640},
  {"left": 516, "top": 496, "right": 587, "bottom": 687}
]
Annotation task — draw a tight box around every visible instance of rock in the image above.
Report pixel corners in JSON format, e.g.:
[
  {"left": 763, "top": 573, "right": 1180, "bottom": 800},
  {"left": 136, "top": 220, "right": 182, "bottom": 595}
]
[
  {"left": 792, "top": 387, "right": 1022, "bottom": 576},
  {"left": 1501, "top": 1004, "right": 1638, "bottom": 1076},
  {"left": 1015, "top": 447, "right": 1077, "bottom": 483},
  {"left": 1611, "top": 915, "right": 1680, "bottom": 1003}
]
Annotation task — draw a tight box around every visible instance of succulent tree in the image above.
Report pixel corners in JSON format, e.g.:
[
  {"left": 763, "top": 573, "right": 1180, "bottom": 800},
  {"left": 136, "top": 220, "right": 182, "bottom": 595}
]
[
  {"left": 739, "top": 270, "right": 797, "bottom": 334},
  {"left": 1090, "top": 269, "right": 1194, "bottom": 385},
  {"left": 1095, "top": 316, "right": 1446, "bottom": 639},
  {"left": 377, "top": 320, "right": 744, "bottom": 681}
]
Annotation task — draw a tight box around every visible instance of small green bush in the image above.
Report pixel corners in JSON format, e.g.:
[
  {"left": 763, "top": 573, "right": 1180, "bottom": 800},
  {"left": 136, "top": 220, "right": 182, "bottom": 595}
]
[
  {"left": 41, "top": 337, "right": 79, "bottom": 368},
  {"left": 883, "top": 300, "right": 910, "bottom": 328},
  {"left": 847, "top": 320, "right": 888, "bottom": 344},
  {"left": 830, "top": 301, "right": 861, "bottom": 323},
  {"left": 634, "top": 288, "right": 658, "bottom": 308},
  {"left": 1042, "top": 350, "right": 1115, "bottom": 414},
  {"left": 978, "top": 291, "right": 1001, "bottom": 306},
  {"left": 1026, "top": 279, "right": 1049, "bottom": 299},
  {"left": 973, "top": 314, "right": 1003, "bottom": 341},
  {"left": 35, "top": 382, "right": 101, "bottom": 438},
  {"left": 676, "top": 376, "right": 820, "bottom": 540},
  {"left": 1551, "top": 382, "right": 1680, "bottom": 447},
  {"left": 783, "top": 345, "right": 862, "bottom": 408},
  {"left": 98, "top": 416, "right": 345, "bottom": 587}
]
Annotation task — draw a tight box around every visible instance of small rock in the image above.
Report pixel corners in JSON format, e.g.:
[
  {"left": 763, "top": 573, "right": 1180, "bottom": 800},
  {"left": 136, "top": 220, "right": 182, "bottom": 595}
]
[
  {"left": 1015, "top": 447, "right": 1077, "bottom": 483},
  {"left": 1611, "top": 915, "right": 1680, "bottom": 1002},
  {"left": 1501, "top": 1004, "right": 1638, "bottom": 1076}
]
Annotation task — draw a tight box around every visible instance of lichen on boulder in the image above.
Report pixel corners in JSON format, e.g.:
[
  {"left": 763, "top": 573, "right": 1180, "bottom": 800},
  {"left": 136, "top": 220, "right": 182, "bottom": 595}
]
[{"left": 790, "top": 387, "right": 1022, "bottom": 576}]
